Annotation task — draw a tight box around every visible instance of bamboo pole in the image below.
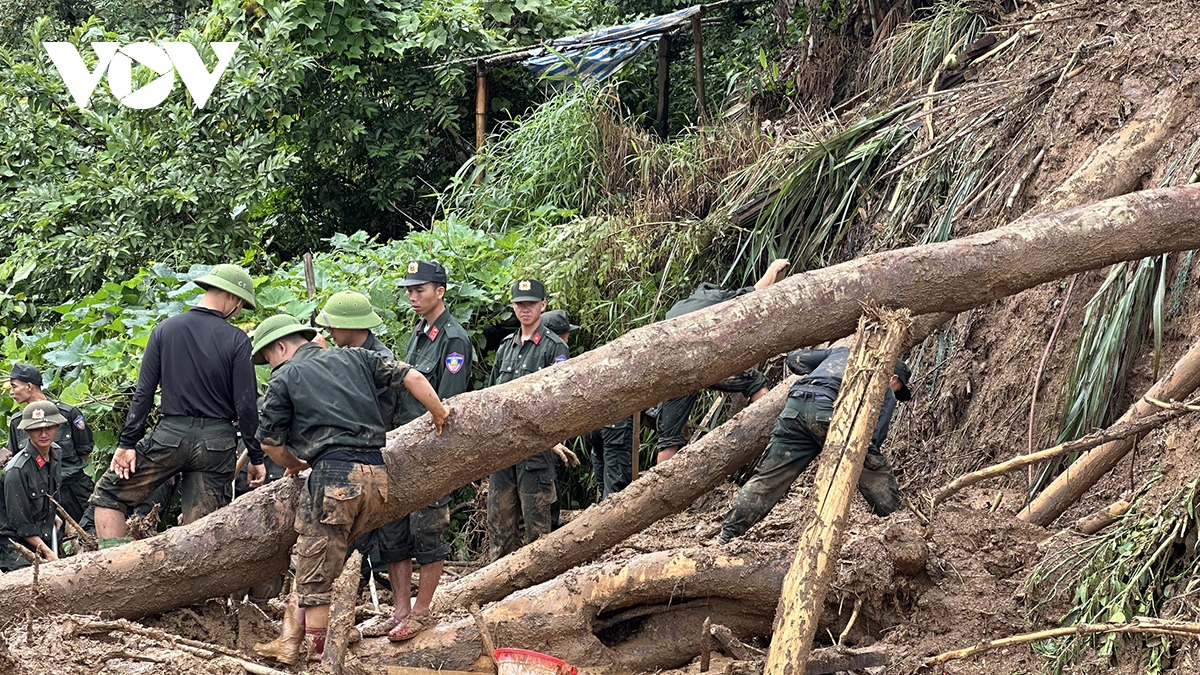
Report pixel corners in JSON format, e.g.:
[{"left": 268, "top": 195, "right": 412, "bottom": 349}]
[
  {"left": 764, "top": 308, "right": 912, "bottom": 675},
  {"left": 475, "top": 61, "right": 488, "bottom": 185},
  {"left": 656, "top": 34, "right": 671, "bottom": 137},
  {"left": 692, "top": 11, "right": 707, "bottom": 125},
  {"left": 1022, "top": 338, "right": 1200, "bottom": 526},
  {"left": 631, "top": 412, "right": 640, "bottom": 482},
  {"left": 932, "top": 403, "right": 1195, "bottom": 506},
  {"left": 924, "top": 616, "right": 1200, "bottom": 666},
  {"left": 1075, "top": 498, "right": 1132, "bottom": 535}
]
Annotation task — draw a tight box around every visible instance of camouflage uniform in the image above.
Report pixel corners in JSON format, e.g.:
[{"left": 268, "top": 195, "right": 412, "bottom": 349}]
[
  {"left": 257, "top": 341, "right": 414, "bottom": 607},
  {"left": 655, "top": 283, "right": 768, "bottom": 454},
  {"left": 486, "top": 311, "right": 569, "bottom": 561},
  {"left": 719, "top": 347, "right": 909, "bottom": 543}
]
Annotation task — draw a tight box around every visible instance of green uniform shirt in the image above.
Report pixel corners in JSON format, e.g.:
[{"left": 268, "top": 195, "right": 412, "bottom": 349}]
[
  {"left": 257, "top": 342, "right": 413, "bottom": 463},
  {"left": 0, "top": 441, "right": 61, "bottom": 541},
  {"left": 396, "top": 309, "right": 473, "bottom": 427},
  {"left": 488, "top": 321, "right": 569, "bottom": 388},
  {"left": 359, "top": 331, "right": 399, "bottom": 427},
  {"left": 7, "top": 400, "right": 93, "bottom": 479}
]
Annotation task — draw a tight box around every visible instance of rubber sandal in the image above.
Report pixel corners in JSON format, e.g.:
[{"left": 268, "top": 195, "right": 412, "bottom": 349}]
[
  {"left": 359, "top": 615, "right": 400, "bottom": 638},
  {"left": 387, "top": 616, "right": 427, "bottom": 642}
]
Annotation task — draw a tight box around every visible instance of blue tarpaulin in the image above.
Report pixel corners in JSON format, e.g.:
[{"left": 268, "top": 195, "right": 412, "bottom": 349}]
[{"left": 522, "top": 6, "right": 702, "bottom": 82}]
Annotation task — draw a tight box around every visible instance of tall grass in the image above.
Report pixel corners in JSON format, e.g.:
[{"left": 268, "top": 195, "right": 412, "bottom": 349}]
[{"left": 861, "top": 0, "right": 993, "bottom": 97}]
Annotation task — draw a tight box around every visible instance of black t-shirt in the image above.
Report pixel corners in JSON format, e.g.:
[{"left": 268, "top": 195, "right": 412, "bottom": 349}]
[{"left": 119, "top": 306, "right": 263, "bottom": 462}]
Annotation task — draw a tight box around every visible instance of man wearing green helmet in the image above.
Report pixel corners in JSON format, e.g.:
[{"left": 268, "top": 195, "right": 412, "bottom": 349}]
[
  {"left": 0, "top": 400, "right": 67, "bottom": 570},
  {"left": 90, "top": 263, "right": 267, "bottom": 546},
  {"left": 249, "top": 314, "right": 450, "bottom": 665}
]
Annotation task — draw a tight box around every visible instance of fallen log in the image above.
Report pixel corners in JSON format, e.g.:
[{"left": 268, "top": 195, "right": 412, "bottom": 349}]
[
  {"left": 804, "top": 645, "right": 888, "bottom": 674},
  {"left": 6, "top": 185, "right": 1200, "bottom": 621},
  {"left": 764, "top": 309, "right": 911, "bottom": 675},
  {"left": 440, "top": 312, "right": 952, "bottom": 611},
  {"left": 711, "top": 623, "right": 765, "bottom": 660},
  {"left": 357, "top": 548, "right": 791, "bottom": 673},
  {"left": 932, "top": 402, "right": 1196, "bottom": 506},
  {"left": 1021, "top": 336, "right": 1200, "bottom": 526},
  {"left": 434, "top": 375, "right": 800, "bottom": 611}
]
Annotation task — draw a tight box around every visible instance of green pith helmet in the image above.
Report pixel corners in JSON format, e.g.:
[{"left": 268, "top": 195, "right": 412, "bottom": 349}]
[
  {"left": 251, "top": 315, "right": 318, "bottom": 365},
  {"left": 18, "top": 400, "right": 67, "bottom": 430},
  {"left": 194, "top": 264, "right": 257, "bottom": 310},
  {"left": 314, "top": 291, "right": 383, "bottom": 330}
]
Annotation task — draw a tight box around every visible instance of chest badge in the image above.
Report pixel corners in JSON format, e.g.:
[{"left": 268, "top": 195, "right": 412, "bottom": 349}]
[{"left": 445, "top": 352, "right": 465, "bottom": 374}]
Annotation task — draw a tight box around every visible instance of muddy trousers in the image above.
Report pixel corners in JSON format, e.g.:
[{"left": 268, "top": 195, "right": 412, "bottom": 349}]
[
  {"left": 487, "top": 451, "right": 556, "bottom": 562},
  {"left": 719, "top": 394, "right": 900, "bottom": 544}
]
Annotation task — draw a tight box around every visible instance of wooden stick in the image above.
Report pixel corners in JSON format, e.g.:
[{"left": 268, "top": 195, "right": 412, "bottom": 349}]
[
  {"left": 700, "top": 616, "right": 712, "bottom": 672},
  {"left": 692, "top": 11, "right": 707, "bottom": 125},
  {"left": 710, "top": 623, "right": 764, "bottom": 660},
  {"left": 689, "top": 395, "right": 726, "bottom": 444},
  {"left": 925, "top": 616, "right": 1200, "bottom": 666},
  {"left": 469, "top": 603, "right": 498, "bottom": 673},
  {"left": 49, "top": 495, "right": 96, "bottom": 552},
  {"left": 326, "top": 550, "right": 363, "bottom": 675},
  {"left": 764, "top": 308, "right": 912, "bottom": 675},
  {"left": 631, "top": 411, "right": 640, "bottom": 482},
  {"left": 1075, "top": 499, "right": 1133, "bottom": 535},
  {"left": 935, "top": 404, "right": 1194, "bottom": 506},
  {"left": 302, "top": 253, "right": 316, "bottom": 300}
]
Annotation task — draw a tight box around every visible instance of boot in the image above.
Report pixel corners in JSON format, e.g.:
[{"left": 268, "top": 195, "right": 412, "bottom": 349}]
[
  {"left": 254, "top": 596, "right": 304, "bottom": 665},
  {"left": 305, "top": 627, "right": 327, "bottom": 662}
]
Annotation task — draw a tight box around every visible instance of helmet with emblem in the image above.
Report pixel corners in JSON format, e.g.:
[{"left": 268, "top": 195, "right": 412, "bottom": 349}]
[
  {"left": 18, "top": 400, "right": 67, "bottom": 430},
  {"left": 314, "top": 291, "right": 383, "bottom": 330},
  {"left": 193, "top": 264, "right": 257, "bottom": 309}
]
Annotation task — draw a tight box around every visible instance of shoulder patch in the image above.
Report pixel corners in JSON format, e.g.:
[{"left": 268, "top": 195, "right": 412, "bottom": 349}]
[
  {"left": 554, "top": 354, "right": 567, "bottom": 364},
  {"left": 74, "top": 415, "right": 86, "bottom": 430},
  {"left": 445, "top": 352, "right": 465, "bottom": 374}
]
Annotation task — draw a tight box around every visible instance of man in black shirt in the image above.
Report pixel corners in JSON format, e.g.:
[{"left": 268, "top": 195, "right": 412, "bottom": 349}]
[{"left": 90, "top": 264, "right": 265, "bottom": 544}]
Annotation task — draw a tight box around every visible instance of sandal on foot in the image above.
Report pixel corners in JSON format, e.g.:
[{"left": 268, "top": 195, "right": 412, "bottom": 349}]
[
  {"left": 387, "top": 616, "right": 427, "bottom": 642},
  {"left": 359, "top": 615, "right": 400, "bottom": 638}
]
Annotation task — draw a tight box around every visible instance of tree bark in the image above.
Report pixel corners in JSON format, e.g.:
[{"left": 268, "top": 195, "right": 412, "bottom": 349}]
[
  {"left": 324, "top": 550, "right": 362, "bottom": 675},
  {"left": 1020, "top": 336, "right": 1200, "bottom": 526},
  {"left": 356, "top": 548, "right": 792, "bottom": 673},
  {"left": 434, "top": 375, "right": 799, "bottom": 611},
  {"left": 764, "top": 309, "right": 911, "bottom": 675},
  {"left": 1075, "top": 499, "right": 1132, "bottom": 535},
  {"left": 4, "top": 186, "right": 1200, "bottom": 621},
  {"left": 1039, "top": 83, "right": 1195, "bottom": 214}
]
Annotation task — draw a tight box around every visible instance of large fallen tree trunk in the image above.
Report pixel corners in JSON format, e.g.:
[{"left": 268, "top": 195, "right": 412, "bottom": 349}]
[
  {"left": 1020, "top": 337, "right": 1200, "bottom": 526},
  {"left": 434, "top": 375, "right": 799, "bottom": 611},
  {"left": 440, "top": 313, "right": 951, "bottom": 611},
  {"left": 5, "top": 186, "right": 1200, "bottom": 621},
  {"left": 358, "top": 547, "right": 791, "bottom": 673}
]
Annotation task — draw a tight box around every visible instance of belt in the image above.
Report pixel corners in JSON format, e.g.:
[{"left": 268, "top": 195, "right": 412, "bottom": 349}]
[
  {"left": 788, "top": 387, "right": 836, "bottom": 400},
  {"left": 315, "top": 448, "right": 385, "bottom": 466},
  {"left": 160, "top": 416, "right": 235, "bottom": 428}
]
